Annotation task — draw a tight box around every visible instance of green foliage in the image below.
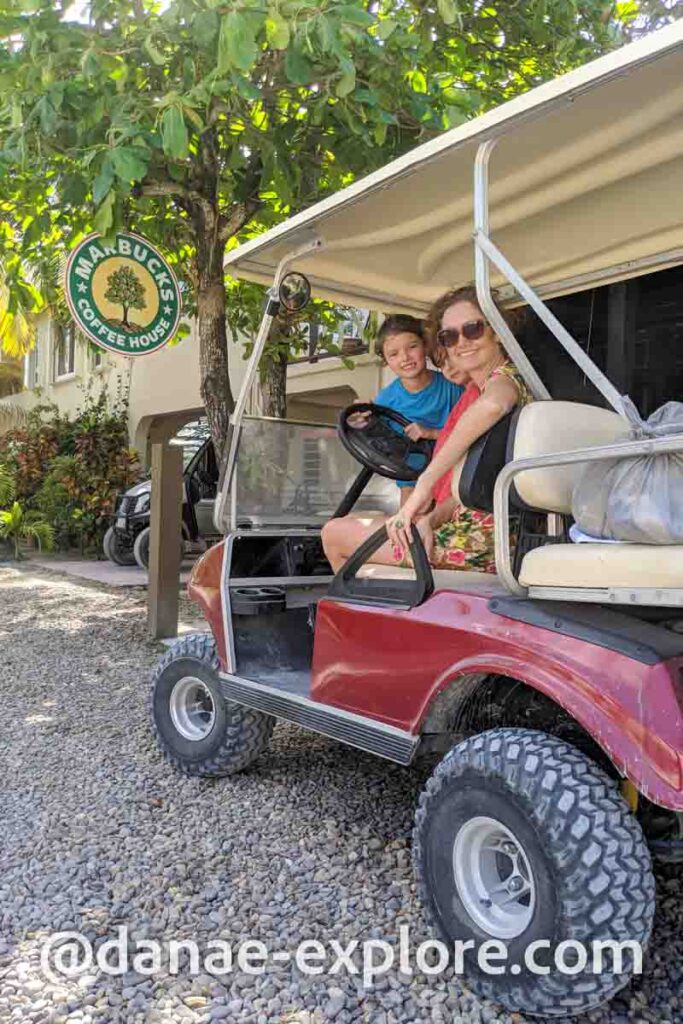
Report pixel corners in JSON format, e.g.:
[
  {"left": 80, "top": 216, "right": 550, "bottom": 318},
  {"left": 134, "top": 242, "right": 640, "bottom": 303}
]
[
  {"left": 0, "top": 498, "right": 54, "bottom": 560},
  {"left": 226, "top": 276, "right": 361, "bottom": 375},
  {"left": 0, "top": 0, "right": 677, "bottom": 441},
  {"left": 0, "top": 462, "right": 15, "bottom": 507},
  {"left": 0, "top": 384, "right": 141, "bottom": 552}
]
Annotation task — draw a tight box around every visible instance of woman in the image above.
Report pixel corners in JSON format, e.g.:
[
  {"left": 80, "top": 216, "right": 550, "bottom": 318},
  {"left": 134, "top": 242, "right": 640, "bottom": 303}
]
[{"left": 322, "top": 286, "right": 530, "bottom": 573}]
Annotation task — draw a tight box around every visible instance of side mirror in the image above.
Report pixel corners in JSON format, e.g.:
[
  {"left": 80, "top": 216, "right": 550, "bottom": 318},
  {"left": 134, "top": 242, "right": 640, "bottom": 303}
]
[{"left": 279, "top": 272, "right": 311, "bottom": 312}]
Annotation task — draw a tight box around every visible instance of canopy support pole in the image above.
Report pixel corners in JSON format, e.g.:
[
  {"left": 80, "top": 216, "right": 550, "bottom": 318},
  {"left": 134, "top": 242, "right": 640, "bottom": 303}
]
[
  {"left": 473, "top": 140, "right": 627, "bottom": 416},
  {"left": 214, "top": 235, "right": 323, "bottom": 533},
  {"left": 473, "top": 141, "right": 550, "bottom": 401}
]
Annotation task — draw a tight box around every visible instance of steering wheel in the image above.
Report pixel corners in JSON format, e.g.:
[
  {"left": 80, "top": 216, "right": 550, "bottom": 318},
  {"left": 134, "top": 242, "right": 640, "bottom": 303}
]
[{"left": 337, "top": 403, "right": 434, "bottom": 480}]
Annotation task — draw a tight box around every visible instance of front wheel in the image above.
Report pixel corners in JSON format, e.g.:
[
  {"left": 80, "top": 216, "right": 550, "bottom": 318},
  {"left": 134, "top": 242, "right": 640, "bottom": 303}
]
[
  {"left": 413, "top": 728, "right": 655, "bottom": 1017},
  {"left": 103, "top": 525, "right": 136, "bottom": 566},
  {"left": 149, "top": 633, "right": 274, "bottom": 777},
  {"left": 134, "top": 525, "right": 185, "bottom": 569}
]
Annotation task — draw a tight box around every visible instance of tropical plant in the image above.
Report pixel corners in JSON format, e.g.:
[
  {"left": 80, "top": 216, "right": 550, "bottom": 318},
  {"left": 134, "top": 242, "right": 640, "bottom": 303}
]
[
  {"left": 0, "top": 462, "right": 15, "bottom": 507},
  {"left": 0, "top": 500, "right": 54, "bottom": 559},
  {"left": 0, "top": 384, "right": 141, "bottom": 552},
  {"left": 2, "top": 1, "right": 673, "bottom": 458}
]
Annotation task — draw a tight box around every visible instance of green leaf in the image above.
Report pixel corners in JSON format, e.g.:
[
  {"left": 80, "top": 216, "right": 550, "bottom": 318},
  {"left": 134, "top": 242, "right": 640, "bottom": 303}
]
[
  {"left": 445, "top": 104, "right": 468, "bottom": 128},
  {"left": 10, "top": 97, "right": 22, "bottom": 128},
  {"left": 218, "top": 12, "right": 258, "bottom": 73},
  {"left": 284, "top": 46, "right": 314, "bottom": 85},
  {"left": 34, "top": 96, "right": 57, "bottom": 134},
  {"left": 92, "top": 162, "right": 115, "bottom": 205},
  {"left": 376, "top": 18, "right": 398, "bottom": 41},
  {"left": 144, "top": 36, "right": 166, "bottom": 66},
  {"left": 193, "top": 10, "right": 219, "bottom": 48},
  {"left": 233, "top": 75, "right": 261, "bottom": 101},
  {"left": 337, "top": 6, "right": 375, "bottom": 27},
  {"left": 160, "top": 105, "right": 188, "bottom": 161},
  {"left": 335, "top": 66, "right": 356, "bottom": 98},
  {"left": 80, "top": 48, "right": 100, "bottom": 78},
  {"left": 61, "top": 174, "right": 88, "bottom": 206},
  {"left": 373, "top": 122, "right": 387, "bottom": 145},
  {"left": 438, "top": 0, "right": 461, "bottom": 25},
  {"left": 93, "top": 191, "right": 115, "bottom": 236},
  {"left": 265, "top": 12, "right": 290, "bottom": 50},
  {"left": 111, "top": 145, "right": 149, "bottom": 182}
]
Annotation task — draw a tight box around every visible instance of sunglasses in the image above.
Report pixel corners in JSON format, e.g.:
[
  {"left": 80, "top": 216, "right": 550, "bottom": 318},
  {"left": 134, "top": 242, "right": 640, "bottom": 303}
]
[{"left": 436, "top": 319, "right": 487, "bottom": 349}]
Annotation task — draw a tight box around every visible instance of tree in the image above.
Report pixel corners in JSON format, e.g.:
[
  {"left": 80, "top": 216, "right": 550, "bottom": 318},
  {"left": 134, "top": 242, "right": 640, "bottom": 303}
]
[
  {"left": 104, "top": 264, "right": 146, "bottom": 328},
  {"left": 0, "top": 1, "right": 676, "bottom": 459},
  {"left": 226, "top": 275, "right": 368, "bottom": 417}
]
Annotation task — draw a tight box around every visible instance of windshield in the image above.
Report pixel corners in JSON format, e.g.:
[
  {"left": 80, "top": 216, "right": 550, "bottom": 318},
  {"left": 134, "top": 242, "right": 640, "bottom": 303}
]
[{"left": 227, "top": 416, "right": 398, "bottom": 529}]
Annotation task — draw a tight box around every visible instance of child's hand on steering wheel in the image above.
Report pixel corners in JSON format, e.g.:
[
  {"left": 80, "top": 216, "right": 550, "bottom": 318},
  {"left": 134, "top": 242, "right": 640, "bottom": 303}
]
[{"left": 404, "top": 422, "right": 438, "bottom": 442}]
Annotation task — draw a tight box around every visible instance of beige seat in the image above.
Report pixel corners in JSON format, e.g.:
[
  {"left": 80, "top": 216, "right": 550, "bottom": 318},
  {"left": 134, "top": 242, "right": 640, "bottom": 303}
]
[
  {"left": 520, "top": 543, "right": 683, "bottom": 589},
  {"left": 511, "top": 401, "right": 683, "bottom": 600}
]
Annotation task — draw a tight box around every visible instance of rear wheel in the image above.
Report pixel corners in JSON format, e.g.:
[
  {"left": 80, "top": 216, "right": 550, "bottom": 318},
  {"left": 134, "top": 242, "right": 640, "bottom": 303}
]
[
  {"left": 413, "top": 728, "right": 655, "bottom": 1017},
  {"left": 149, "top": 633, "right": 274, "bottom": 777},
  {"left": 102, "top": 525, "right": 136, "bottom": 566}
]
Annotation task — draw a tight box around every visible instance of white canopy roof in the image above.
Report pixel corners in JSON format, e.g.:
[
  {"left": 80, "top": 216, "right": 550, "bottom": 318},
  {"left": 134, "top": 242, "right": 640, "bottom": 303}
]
[{"left": 225, "top": 22, "right": 683, "bottom": 314}]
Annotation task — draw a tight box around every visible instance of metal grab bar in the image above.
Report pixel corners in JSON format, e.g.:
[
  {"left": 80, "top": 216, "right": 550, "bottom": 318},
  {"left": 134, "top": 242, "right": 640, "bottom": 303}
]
[{"left": 494, "top": 432, "right": 683, "bottom": 595}]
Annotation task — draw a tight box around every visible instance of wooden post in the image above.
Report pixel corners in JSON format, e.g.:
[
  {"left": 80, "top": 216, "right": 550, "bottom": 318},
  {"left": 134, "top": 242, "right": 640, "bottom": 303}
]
[{"left": 147, "top": 441, "right": 184, "bottom": 639}]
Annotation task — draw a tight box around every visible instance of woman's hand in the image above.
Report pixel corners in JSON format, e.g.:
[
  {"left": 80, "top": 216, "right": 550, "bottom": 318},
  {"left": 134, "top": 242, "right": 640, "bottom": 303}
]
[{"left": 386, "top": 479, "right": 433, "bottom": 556}]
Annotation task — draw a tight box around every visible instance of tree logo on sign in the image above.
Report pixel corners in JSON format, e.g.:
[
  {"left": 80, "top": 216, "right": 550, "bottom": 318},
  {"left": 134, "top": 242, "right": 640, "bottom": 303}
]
[
  {"left": 64, "top": 232, "right": 181, "bottom": 357},
  {"left": 103, "top": 265, "right": 147, "bottom": 331}
]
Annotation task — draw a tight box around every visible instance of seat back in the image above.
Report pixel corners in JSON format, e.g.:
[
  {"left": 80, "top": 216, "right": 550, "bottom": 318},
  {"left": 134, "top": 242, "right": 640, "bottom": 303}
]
[
  {"left": 455, "top": 410, "right": 518, "bottom": 512},
  {"left": 510, "top": 401, "right": 625, "bottom": 513}
]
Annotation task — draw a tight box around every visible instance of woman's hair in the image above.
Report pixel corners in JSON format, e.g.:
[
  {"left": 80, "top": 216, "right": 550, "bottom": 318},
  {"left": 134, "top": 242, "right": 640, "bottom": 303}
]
[
  {"left": 376, "top": 313, "right": 425, "bottom": 360},
  {"left": 426, "top": 284, "right": 524, "bottom": 368}
]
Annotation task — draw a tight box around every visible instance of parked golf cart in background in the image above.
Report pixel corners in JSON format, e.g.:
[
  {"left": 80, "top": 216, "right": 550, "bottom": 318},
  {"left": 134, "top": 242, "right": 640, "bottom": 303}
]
[
  {"left": 149, "top": 25, "right": 683, "bottom": 1019},
  {"left": 103, "top": 420, "right": 220, "bottom": 568}
]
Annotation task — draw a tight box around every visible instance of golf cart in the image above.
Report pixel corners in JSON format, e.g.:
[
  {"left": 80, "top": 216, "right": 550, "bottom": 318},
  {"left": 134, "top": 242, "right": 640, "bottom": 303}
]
[
  {"left": 103, "top": 429, "right": 220, "bottom": 568},
  {"left": 149, "top": 24, "right": 683, "bottom": 1018}
]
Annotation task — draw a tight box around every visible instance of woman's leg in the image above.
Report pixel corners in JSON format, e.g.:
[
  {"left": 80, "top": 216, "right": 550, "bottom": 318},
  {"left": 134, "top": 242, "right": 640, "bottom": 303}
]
[{"left": 321, "top": 515, "right": 399, "bottom": 572}]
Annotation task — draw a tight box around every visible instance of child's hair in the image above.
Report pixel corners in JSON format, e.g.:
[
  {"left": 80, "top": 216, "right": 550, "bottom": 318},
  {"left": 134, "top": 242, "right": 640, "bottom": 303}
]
[{"left": 376, "top": 313, "right": 426, "bottom": 361}]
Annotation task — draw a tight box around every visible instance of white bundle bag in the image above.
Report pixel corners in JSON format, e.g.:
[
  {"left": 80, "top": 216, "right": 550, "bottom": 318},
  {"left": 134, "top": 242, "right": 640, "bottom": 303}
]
[{"left": 572, "top": 397, "right": 683, "bottom": 544}]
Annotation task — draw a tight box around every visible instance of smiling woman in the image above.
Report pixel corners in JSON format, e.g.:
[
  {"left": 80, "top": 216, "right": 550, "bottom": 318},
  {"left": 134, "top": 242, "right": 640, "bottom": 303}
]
[{"left": 321, "top": 286, "right": 530, "bottom": 573}]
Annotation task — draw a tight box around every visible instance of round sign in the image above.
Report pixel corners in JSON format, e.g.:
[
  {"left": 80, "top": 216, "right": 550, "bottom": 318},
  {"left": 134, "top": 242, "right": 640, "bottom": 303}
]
[{"left": 64, "top": 231, "right": 182, "bottom": 356}]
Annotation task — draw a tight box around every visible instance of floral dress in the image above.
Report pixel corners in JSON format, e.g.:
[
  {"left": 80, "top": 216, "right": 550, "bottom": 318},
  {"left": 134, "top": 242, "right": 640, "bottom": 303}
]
[{"left": 429, "top": 363, "right": 531, "bottom": 574}]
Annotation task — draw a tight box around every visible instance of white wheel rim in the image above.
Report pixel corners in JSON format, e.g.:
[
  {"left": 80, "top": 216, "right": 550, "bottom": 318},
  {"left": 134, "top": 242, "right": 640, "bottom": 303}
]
[
  {"left": 452, "top": 815, "right": 536, "bottom": 939},
  {"left": 169, "top": 676, "right": 216, "bottom": 741}
]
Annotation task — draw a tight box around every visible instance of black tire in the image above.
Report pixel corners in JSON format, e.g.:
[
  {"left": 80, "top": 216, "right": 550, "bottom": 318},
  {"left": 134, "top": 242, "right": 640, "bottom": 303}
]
[
  {"left": 413, "top": 728, "right": 655, "bottom": 1017},
  {"left": 149, "top": 633, "right": 274, "bottom": 777},
  {"left": 134, "top": 525, "right": 185, "bottom": 570},
  {"left": 103, "top": 526, "right": 136, "bottom": 566},
  {"left": 133, "top": 526, "right": 151, "bottom": 569}
]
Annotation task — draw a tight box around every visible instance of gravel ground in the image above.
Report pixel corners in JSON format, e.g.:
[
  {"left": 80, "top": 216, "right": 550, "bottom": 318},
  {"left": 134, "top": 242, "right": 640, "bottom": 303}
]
[{"left": 0, "top": 564, "right": 681, "bottom": 1024}]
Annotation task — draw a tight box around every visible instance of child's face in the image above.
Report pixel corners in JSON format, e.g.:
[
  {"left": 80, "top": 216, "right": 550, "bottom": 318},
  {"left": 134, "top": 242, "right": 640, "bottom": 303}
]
[
  {"left": 382, "top": 331, "right": 427, "bottom": 381},
  {"left": 442, "top": 349, "right": 470, "bottom": 387}
]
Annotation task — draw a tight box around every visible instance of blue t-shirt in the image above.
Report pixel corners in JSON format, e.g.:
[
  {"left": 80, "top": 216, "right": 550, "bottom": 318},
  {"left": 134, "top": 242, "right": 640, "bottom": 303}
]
[{"left": 375, "top": 371, "right": 464, "bottom": 487}]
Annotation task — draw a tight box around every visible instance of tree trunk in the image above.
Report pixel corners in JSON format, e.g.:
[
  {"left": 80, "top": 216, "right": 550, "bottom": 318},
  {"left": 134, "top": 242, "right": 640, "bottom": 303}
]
[
  {"left": 260, "top": 348, "right": 288, "bottom": 419},
  {"left": 195, "top": 239, "right": 234, "bottom": 467}
]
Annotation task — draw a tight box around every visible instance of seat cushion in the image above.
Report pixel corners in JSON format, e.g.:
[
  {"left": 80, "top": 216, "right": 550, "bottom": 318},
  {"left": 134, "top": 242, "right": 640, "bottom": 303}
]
[
  {"left": 511, "top": 402, "right": 625, "bottom": 513},
  {"left": 520, "top": 542, "right": 683, "bottom": 589}
]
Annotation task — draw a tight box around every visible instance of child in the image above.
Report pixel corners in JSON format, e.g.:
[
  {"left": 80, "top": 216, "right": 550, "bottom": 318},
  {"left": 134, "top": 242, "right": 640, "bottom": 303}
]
[{"left": 360, "top": 314, "right": 465, "bottom": 500}]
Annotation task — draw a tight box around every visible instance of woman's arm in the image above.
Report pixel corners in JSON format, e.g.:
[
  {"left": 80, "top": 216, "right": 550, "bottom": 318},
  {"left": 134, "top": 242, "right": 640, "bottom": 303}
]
[
  {"left": 389, "top": 375, "right": 520, "bottom": 548},
  {"left": 425, "top": 497, "right": 456, "bottom": 529}
]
